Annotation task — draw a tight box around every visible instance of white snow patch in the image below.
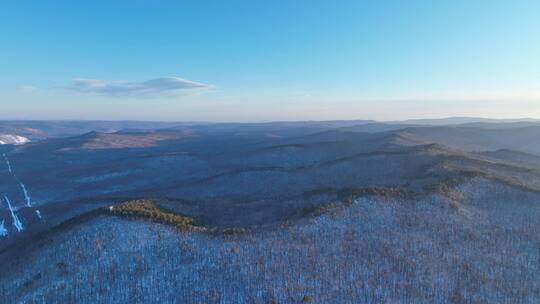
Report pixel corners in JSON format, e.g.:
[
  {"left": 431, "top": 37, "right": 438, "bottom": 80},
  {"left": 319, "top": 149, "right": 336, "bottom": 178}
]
[
  {"left": 3, "top": 195, "right": 23, "bottom": 232},
  {"left": 0, "top": 135, "right": 30, "bottom": 145},
  {"left": 20, "top": 183, "right": 32, "bottom": 207},
  {"left": 0, "top": 220, "right": 7, "bottom": 236},
  {"left": 3, "top": 154, "right": 12, "bottom": 173}
]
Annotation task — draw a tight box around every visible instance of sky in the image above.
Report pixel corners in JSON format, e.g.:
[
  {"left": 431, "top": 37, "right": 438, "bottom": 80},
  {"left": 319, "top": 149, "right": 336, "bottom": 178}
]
[{"left": 1, "top": 0, "right": 539, "bottom": 122}]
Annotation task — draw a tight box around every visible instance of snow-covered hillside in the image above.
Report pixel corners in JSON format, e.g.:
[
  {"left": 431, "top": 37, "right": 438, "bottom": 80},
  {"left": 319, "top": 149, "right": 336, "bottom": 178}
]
[{"left": 0, "top": 134, "right": 30, "bottom": 145}]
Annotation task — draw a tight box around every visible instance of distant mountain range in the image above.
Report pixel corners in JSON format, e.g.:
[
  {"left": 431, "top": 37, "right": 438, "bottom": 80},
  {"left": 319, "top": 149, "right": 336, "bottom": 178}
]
[
  {"left": 0, "top": 117, "right": 538, "bottom": 141},
  {"left": 385, "top": 116, "right": 540, "bottom": 125}
]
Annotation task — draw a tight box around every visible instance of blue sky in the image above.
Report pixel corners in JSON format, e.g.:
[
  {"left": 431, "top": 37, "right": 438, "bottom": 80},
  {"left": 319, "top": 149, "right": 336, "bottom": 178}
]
[{"left": 1, "top": 0, "right": 539, "bottom": 121}]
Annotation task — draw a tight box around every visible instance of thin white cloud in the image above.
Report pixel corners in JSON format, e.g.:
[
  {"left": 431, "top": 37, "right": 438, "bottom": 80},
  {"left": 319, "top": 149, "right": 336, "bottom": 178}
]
[
  {"left": 66, "top": 76, "right": 210, "bottom": 97},
  {"left": 17, "top": 85, "right": 38, "bottom": 93}
]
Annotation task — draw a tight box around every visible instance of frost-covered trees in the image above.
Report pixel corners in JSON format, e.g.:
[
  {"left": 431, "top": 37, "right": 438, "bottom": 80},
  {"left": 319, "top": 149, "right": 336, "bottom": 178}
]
[{"left": 1, "top": 179, "right": 539, "bottom": 303}]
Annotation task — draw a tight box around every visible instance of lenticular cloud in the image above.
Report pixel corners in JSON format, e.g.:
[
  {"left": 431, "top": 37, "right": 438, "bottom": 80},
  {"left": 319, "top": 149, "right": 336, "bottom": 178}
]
[{"left": 66, "top": 77, "right": 209, "bottom": 97}]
